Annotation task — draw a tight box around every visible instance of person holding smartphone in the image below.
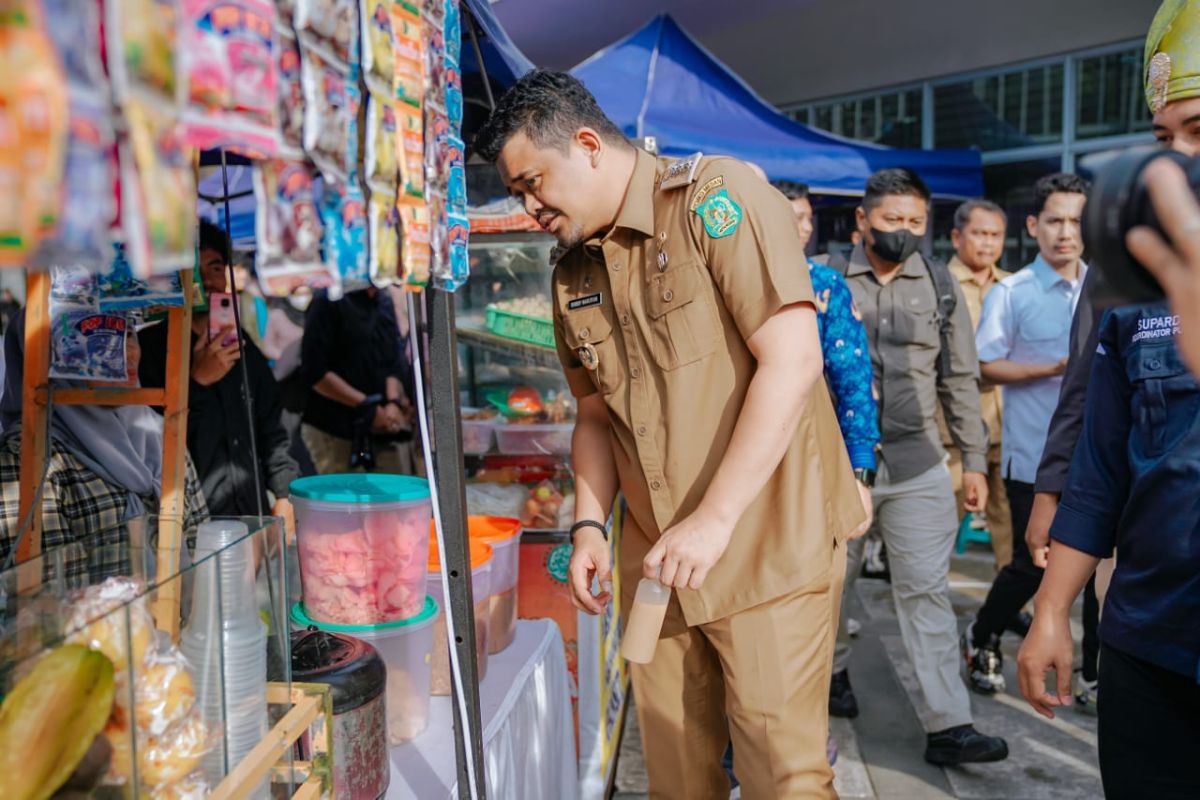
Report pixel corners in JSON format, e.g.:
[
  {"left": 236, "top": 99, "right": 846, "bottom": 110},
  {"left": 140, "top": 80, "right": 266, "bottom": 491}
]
[{"left": 139, "top": 221, "right": 299, "bottom": 525}]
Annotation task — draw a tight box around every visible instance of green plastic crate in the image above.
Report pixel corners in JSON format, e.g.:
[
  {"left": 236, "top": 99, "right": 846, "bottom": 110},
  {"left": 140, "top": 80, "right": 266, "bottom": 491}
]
[{"left": 485, "top": 305, "right": 556, "bottom": 348}]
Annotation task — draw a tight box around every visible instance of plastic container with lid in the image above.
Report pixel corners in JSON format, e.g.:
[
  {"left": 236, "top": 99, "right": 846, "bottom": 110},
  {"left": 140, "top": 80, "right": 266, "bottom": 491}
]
[
  {"left": 460, "top": 408, "right": 497, "bottom": 455},
  {"left": 427, "top": 538, "right": 492, "bottom": 695},
  {"left": 290, "top": 473, "right": 432, "bottom": 626},
  {"left": 494, "top": 422, "right": 573, "bottom": 455},
  {"left": 465, "top": 516, "right": 522, "bottom": 653},
  {"left": 291, "top": 597, "right": 440, "bottom": 745}
]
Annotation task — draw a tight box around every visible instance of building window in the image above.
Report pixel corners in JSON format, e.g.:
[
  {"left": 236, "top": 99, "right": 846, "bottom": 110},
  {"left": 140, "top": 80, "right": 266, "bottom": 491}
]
[
  {"left": 934, "top": 64, "right": 1064, "bottom": 150},
  {"left": 806, "top": 87, "right": 924, "bottom": 148},
  {"left": 1076, "top": 48, "right": 1151, "bottom": 140},
  {"left": 981, "top": 157, "right": 1065, "bottom": 268}
]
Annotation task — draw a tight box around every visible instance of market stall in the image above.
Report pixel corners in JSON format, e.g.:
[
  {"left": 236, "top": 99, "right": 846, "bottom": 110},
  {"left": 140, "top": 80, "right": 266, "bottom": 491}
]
[{"left": 0, "top": 0, "right": 589, "bottom": 797}]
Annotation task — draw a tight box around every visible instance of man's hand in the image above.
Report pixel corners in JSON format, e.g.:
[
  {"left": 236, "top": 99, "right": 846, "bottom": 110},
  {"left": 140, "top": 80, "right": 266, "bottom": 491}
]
[
  {"left": 371, "top": 403, "right": 404, "bottom": 434},
  {"left": 962, "top": 471, "right": 989, "bottom": 513},
  {"left": 848, "top": 480, "right": 874, "bottom": 540},
  {"left": 192, "top": 329, "right": 240, "bottom": 386},
  {"left": 568, "top": 527, "right": 612, "bottom": 615},
  {"left": 1127, "top": 157, "right": 1200, "bottom": 380},
  {"left": 643, "top": 508, "right": 733, "bottom": 590},
  {"left": 1026, "top": 492, "right": 1059, "bottom": 568},
  {"left": 1017, "top": 609, "right": 1075, "bottom": 719},
  {"left": 1050, "top": 357, "right": 1069, "bottom": 377}
]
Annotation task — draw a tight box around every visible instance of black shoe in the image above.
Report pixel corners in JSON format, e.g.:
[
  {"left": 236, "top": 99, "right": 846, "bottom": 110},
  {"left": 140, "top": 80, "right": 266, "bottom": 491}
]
[
  {"left": 924, "top": 724, "right": 1009, "bottom": 766},
  {"left": 1005, "top": 611, "right": 1033, "bottom": 638},
  {"left": 961, "top": 620, "right": 1006, "bottom": 695},
  {"left": 829, "top": 669, "right": 859, "bottom": 718}
]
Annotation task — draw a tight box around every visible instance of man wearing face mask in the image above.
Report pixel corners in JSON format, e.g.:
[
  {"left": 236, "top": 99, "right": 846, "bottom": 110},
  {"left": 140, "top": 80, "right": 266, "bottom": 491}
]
[{"left": 832, "top": 169, "right": 1007, "bottom": 765}]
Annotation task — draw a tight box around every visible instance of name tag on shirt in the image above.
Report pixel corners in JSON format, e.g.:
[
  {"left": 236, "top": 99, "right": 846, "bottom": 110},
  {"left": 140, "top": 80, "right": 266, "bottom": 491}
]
[{"left": 568, "top": 293, "right": 602, "bottom": 311}]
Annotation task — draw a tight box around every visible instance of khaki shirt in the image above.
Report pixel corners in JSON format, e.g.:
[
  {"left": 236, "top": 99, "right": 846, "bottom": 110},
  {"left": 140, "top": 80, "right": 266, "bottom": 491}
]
[
  {"left": 841, "top": 245, "right": 989, "bottom": 482},
  {"left": 552, "top": 150, "right": 863, "bottom": 626},
  {"left": 940, "top": 257, "right": 1010, "bottom": 447}
]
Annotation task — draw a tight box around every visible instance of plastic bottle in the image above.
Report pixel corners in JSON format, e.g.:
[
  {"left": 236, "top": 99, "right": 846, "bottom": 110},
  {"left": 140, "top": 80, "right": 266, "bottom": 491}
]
[{"left": 620, "top": 578, "right": 671, "bottom": 664}]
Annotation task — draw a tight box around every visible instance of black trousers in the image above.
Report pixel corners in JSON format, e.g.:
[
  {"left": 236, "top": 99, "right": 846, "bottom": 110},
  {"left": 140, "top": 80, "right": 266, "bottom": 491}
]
[
  {"left": 974, "top": 480, "right": 1041, "bottom": 642},
  {"left": 1098, "top": 643, "right": 1200, "bottom": 799}
]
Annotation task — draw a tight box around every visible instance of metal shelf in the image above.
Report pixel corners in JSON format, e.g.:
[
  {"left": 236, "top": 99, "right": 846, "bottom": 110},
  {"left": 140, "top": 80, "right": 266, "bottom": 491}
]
[{"left": 457, "top": 324, "right": 561, "bottom": 369}]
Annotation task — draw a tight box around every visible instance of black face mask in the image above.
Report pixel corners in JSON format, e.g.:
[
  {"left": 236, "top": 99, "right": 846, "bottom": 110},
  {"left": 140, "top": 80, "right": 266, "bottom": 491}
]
[{"left": 869, "top": 228, "right": 922, "bottom": 264}]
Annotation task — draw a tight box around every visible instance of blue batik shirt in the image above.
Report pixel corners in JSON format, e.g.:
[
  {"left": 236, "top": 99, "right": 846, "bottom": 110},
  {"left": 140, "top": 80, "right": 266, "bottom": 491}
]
[{"left": 809, "top": 260, "right": 879, "bottom": 470}]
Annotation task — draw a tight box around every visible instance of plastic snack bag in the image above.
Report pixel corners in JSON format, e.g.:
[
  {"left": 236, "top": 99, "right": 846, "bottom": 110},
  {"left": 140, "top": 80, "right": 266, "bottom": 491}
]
[
  {"left": 392, "top": 4, "right": 422, "bottom": 108},
  {"left": 0, "top": 9, "right": 69, "bottom": 266},
  {"left": 368, "top": 193, "right": 400, "bottom": 285},
  {"left": 49, "top": 308, "right": 130, "bottom": 383},
  {"left": 446, "top": 133, "right": 466, "bottom": 211},
  {"left": 422, "top": 16, "right": 446, "bottom": 108},
  {"left": 366, "top": 91, "right": 400, "bottom": 193},
  {"left": 277, "top": 27, "right": 305, "bottom": 155},
  {"left": 443, "top": 0, "right": 459, "bottom": 63},
  {"left": 43, "top": 0, "right": 108, "bottom": 91},
  {"left": 399, "top": 204, "right": 430, "bottom": 288},
  {"left": 182, "top": 0, "right": 281, "bottom": 156},
  {"left": 445, "top": 58, "right": 462, "bottom": 128},
  {"left": 398, "top": 105, "right": 425, "bottom": 201},
  {"left": 423, "top": 103, "right": 449, "bottom": 197},
  {"left": 106, "top": 0, "right": 181, "bottom": 102},
  {"left": 295, "top": 0, "right": 357, "bottom": 65},
  {"left": 254, "top": 159, "right": 335, "bottom": 295},
  {"left": 432, "top": 208, "right": 468, "bottom": 291},
  {"left": 121, "top": 100, "right": 197, "bottom": 278},
  {"left": 321, "top": 182, "right": 369, "bottom": 289},
  {"left": 361, "top": 0, "right": 395, "bottom": 96},
  {"left": 97, "top": 241, "right": 187, "bottom": 311},
  {"left": 51, "top": 265, "right": 100, "bottom": 307},
  {"left": 301, "top": 46, "right": 356, "bottom": 183}
]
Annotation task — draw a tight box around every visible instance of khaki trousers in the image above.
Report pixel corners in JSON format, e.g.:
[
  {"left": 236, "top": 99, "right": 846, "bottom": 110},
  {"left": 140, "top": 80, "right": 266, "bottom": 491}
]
[
  {"left": 301, "top": 424, "right": 417, "bottom": 476},
  {"left": 630, "top": 543, "right": 844, "bottom": 800},
  {"left": 947, "top": 442, "right": 1012, "bottom": 569}
]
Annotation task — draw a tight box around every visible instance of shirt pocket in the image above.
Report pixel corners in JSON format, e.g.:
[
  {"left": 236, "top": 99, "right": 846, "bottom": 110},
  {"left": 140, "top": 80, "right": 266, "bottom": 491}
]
[
  {"left": 1129, "top": 342, "right": 1200, "bottom": 457},
  {"left": 891, "top": 290, "right": 940, "bottom": 350},
  {"left": 645, "top": 261, "right": 720, "bottom": 370},
  {"left": 561, "top": 307, "right": 621, "bottom": 395}
]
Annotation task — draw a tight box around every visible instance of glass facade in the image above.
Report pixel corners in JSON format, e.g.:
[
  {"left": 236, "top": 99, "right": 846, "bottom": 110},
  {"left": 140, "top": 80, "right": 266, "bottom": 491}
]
[
  {"left": 794, "top": 88, "right": 924, "bottom": 148},
  {"left": 934, "top": 64, "right": 1064, "bottom": 150}
]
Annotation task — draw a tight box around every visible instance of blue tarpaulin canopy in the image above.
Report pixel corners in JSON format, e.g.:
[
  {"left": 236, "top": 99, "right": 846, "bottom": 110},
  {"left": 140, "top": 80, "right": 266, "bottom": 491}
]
[{"left": 572, "top": 15, "right": 983, "bottom": 199}]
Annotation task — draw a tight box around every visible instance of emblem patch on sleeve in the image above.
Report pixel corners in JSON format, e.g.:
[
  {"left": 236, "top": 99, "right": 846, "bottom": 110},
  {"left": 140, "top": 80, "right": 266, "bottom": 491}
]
[{"left": 694, "top": 189, "right": 742, "bottom": 238}]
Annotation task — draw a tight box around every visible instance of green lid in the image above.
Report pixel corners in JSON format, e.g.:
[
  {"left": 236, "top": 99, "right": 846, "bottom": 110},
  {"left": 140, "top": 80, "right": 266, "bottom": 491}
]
[
  {"left": 289, "top": 473, "right": 432, "bottom": 504},
  {"left": 290, "top": 596, "right": 440, "bottom": 633}
]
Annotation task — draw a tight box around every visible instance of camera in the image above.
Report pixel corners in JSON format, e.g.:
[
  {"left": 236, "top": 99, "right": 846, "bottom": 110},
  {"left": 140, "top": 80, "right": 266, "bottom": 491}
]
[{"left": 1084, "top": 147, "right": 1200, "bottom": 308}]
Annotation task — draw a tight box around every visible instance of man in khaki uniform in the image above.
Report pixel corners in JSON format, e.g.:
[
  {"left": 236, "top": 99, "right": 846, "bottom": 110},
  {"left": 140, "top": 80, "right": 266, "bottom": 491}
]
[
  {"left": 942, "top": 200, "right": 1013, "bottom": 568},
  {"left": 476, "top": 71, "right": 864, "bottom": 798}
]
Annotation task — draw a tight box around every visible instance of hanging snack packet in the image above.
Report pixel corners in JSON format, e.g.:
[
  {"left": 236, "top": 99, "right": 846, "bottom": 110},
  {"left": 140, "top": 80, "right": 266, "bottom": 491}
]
[
  {"left": 320, "top": 182, "right": 369, "bottom": 289},
  {"left": 182, "top": 0, "right": 281, "bottom": 156},
  {"left": 425, "top": 188, "right": 447, "bottom": 288},
  {"left": 43, "top": 0, "right": 108, "bottom": 91},
  {"left": 97, "top": 241, "right": 187, "bottom": 310},
  {"left": 0, "top": 9, "right": 69, "bottom": 266},
  {"left": 295, "top": 0, "right": 357, "bottom": 65},
  {"left": 106, "top": 0, "right": 181, "bottom": 102},
  {"left": 121, "top": 100, "right": 197, "bottom": 278},
  {"left": 398, "top": 105, "right": 425, "bottom": 201},
  {"left": 365, "top": 92, "right": 399, "bottom": 193},
  {"left": 49, "top": 308, "right": 129, "bottom": 383},
  {"left": 443, "top": 0, "right": 459, "bottom": 64},
  {"left": 422, "top": 17, "right": 446, "bottom": 108},
  {"left": 432, "top": 208, "right": 468, "bottom": 291},
  {"left": 423, "top": 103, "right": 449, "bottom": 197},
  {"left": 445, "top": 132, "right": 466, "bottom": 211},
  {"left": 392, "top": 4, "right": 422, "bottom": 108},
  {"left": 301, "top": 46, "right": 354, "bottom": 183},
  {"left": 445, "top": 58, "right": 462, "bottom": 129},
  {"left": 361, "top": 0, "right": 395, "bottom": 96},
  {"left": 277, "top": 28, "right": 305, "bottom": 155},
  {"left": 399, "top": 204, "right": 430, "bottom": 288},
  {"left": 368, "top": 193, "right": 399, "bottom": 285},
  {"left": 254, "top": 159, "right": 335, "bottom": 295},
  {"left": 51, "top": 265, "right": 100, "bottom": 307}
]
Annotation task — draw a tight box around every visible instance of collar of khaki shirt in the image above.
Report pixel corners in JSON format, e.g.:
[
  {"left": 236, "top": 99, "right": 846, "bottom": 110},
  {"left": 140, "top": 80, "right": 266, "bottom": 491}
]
[
  {"left": 948, "top": 256, "right": 1009, "bottom": 289},
  {"left": 589, "top": 149, "right": 659, "bottom": 249},
  {"left": 846, "top": 243, "right": 927, "bottom": 281}
]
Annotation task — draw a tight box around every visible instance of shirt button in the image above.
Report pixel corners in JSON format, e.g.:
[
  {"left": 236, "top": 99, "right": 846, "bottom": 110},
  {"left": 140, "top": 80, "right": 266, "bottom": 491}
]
[
  {"left": 631, "top": 367, "right": 640, "bottom": 379},
  {"left": 662, "top": 289, "right": 674, "bottom": 302},
  {"left": 621, "top": 314, "right": 630, "bottom": 326},
  {"left": 1150, "top": 358, "right": 1163, "bottom": 369},
  {"left": 637, "top": 425, "right": 647, "bottom": 436},
  {"left": 651, "top": 480, "right": 662, "bottom": 491},
  {"left": 612, "top": 262, "right": 622, "bottom": 271},
  {"left": 579, "top": 327, "right": 591, "bottom": 339}
]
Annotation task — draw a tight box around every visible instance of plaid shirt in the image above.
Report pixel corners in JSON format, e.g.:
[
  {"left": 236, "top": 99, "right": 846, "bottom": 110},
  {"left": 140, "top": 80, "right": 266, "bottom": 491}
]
[{"left": 0, "top": 434, "right": 210, "bottom": 586}]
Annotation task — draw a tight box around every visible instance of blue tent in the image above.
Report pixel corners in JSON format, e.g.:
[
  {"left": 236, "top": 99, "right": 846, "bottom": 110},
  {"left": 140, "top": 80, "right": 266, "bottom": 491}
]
[{"left": 573, "top": 15, "right": 983, "bottom": 199}]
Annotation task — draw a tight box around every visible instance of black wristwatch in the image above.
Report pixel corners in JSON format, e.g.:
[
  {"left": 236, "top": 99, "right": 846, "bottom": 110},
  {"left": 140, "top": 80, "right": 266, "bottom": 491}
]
[
  {"left": 569, "top": 520, "right": 608, "bottom": 543},
  {"left": 853, "top": 468, "right": 877, "bottom": 489}
]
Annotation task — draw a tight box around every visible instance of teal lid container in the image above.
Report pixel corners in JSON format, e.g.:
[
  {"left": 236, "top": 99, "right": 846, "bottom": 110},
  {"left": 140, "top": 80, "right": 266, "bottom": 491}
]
[{"left": 289, "top": 473, "right": 432, "bottom": 506}]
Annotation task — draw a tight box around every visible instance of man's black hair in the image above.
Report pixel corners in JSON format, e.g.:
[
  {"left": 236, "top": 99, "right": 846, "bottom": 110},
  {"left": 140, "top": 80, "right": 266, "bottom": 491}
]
[
  {"left": 199, "top": 219, "right": 231, "bottom": 258},
  {"left": 1033, "top": 173, "right": 1090, "bottom": 216},
  {"left": 473, "top": 70, "right": 630, "bottom": 162},
  {"left": 953, "top": 198, "right": 1007, "bottom": 231},
  {"left": 862, "top": 168, "right": 931, "bottom": 212},
  {"left": 772, "top": 180, "right": 810, "bottom": 201}
]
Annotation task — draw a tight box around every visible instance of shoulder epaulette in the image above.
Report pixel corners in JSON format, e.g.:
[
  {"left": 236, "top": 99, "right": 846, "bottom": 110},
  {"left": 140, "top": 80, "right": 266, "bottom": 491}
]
[{"left": 659, "top": 153, "right": 704, "bottom": 190}]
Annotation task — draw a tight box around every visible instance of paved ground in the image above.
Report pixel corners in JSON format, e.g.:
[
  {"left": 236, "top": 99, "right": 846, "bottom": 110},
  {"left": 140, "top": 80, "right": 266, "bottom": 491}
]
[{"left": 612, "top": 546, "right": 1100, "bottom": 800}]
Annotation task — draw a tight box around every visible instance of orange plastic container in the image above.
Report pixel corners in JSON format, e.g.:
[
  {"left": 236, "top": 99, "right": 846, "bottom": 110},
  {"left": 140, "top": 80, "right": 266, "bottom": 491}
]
[{"left": 426, "top": 539, "right": 492, "bottom": 695}]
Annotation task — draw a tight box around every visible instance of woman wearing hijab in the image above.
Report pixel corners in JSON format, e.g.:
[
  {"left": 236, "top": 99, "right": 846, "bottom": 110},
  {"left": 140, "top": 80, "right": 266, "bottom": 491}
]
[{"left": 0, "top": 311, "right": 210, "bottom": 581}]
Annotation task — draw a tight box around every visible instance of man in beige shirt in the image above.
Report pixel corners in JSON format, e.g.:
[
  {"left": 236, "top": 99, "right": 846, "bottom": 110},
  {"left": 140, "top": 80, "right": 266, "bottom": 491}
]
[
  {"left": 476, "top": 71, "right": 863, "bottom": 798},
  {"left": 943, "top": 200, "right": 1014, "bottom": 568}
]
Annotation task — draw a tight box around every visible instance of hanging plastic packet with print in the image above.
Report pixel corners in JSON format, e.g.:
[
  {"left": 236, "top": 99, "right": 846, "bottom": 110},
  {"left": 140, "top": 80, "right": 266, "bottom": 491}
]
[
  {"left": 294, "top": 0, "right": 357, "bottom": 65},
  {"left": 398, "top": 106, "right": 425, "bottom": 201},
  {"left": 121, "top": 100, "right": 197, "bottom": 278},
  {"left": 432, "top": 208, "right": 468, "bottom": 291},
  {"left": 277, "top": 27, "right": 306, "bottom": 156},
  {"left": 254, "top": 159, "right": 335, "bottom": 296},
  {"left": 49, "top": 305, "right": 130, "bottom": 383},
  {"left": 422, "top": 7, "right": 446, "bottom": 110},
  {"left": 368, "top": 192, "right": 400, "bottom": 286},
  {"left": 301, "top": 46, "right": 357, "bottom": 184},
  {"left": 182, "top": 0, "right": 282, "bottom": 157},
  {"left": 366, "top": 91, "right": 400, "bottom": 194},
  {"left": 361, "top": 0, "right": 396, "bottom": 97},
  {"left": 445, "top": 133, "right": 466, "bottom": 212},
  {"left": 399, "top": 204, "right": 430, "bottom": 288},
  {"left": 442, "top": 0, "right": 459, "bottom": 64},
  {"left": 320, "top": 182, "right": 369, "bottom": 290},
  {"left": 106, "top": 0, "right": 182, "bottom": 104},
  {"left": 392, "top": 2, "right": 423, "bottom": 108},
  {"left": 0, "top": 5, "right": 69, "bottom": 266},
  {"left": 96, "top": 240, "right": 187, "bottom": 310}
]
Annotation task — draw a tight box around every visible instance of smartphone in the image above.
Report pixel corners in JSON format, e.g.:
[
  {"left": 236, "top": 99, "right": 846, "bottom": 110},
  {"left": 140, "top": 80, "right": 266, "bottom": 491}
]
[{"left": 208, "top": 292, "right": 239, "bottom": 346}]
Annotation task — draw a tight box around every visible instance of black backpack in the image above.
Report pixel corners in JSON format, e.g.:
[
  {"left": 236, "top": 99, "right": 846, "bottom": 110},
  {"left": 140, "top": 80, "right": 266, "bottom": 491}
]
[{"left": 825, "top": 246, "right": 959, "bottom": 377}]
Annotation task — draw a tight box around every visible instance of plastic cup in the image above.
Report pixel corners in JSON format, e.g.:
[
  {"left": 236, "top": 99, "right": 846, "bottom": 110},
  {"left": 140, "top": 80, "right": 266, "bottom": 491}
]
[
  {"left": 463, "top": 516, "right": 522, "bottom": 653},
  {"left": 427, "top": 539, "right": 492, "bottom": 695}
]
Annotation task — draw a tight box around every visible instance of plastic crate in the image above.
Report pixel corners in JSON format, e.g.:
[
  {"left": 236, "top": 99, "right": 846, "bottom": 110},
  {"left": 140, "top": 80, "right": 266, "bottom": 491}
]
[{"left": 485, "top": 305, "right": 555, "bottom": 348}]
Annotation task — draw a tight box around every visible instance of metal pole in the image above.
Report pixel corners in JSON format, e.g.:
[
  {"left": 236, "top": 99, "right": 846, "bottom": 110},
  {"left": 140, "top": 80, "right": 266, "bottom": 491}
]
[{"left": 426, "top": 288, "right": 486, "bottom": 799}]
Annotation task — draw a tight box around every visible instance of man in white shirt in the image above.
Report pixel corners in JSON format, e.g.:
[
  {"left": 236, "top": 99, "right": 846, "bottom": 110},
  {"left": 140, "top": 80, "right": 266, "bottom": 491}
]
[{"left": 961, "top": 173, "right": 1089, "bottom": 695}]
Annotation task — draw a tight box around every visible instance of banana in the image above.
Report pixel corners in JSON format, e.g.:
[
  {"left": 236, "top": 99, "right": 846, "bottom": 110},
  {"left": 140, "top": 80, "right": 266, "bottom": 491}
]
[{"left": 0, "top": 644, "right": 116, "bottom": 800}]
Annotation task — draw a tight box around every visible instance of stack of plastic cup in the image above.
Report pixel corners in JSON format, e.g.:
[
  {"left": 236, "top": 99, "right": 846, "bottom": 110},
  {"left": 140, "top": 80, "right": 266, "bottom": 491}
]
[{"left": 181, "top": 521, "right": 269, "bottom": 798}]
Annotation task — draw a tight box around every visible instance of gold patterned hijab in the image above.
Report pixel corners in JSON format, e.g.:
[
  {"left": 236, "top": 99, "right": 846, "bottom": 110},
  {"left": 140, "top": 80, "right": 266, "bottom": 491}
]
[{"left": 1145, "top": 0, "right": 1200, "bottom": 114}]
